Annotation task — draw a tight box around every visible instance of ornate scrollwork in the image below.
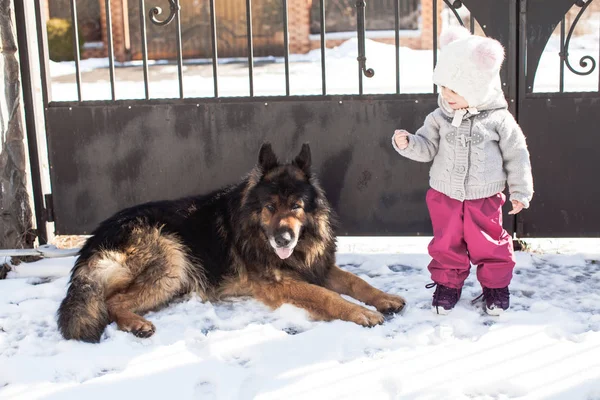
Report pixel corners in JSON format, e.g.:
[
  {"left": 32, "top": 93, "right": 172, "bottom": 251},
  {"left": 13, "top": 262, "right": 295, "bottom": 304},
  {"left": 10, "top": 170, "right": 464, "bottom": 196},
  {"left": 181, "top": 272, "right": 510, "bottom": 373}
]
[
  {"left": 443, "top": 0, "right": 465, "bottom": 27},
  {"left": 561, "top": 0, "right": 596, "bottom": 76},
  {"left": 355, "top": 0, "right": 375, "bottom": 78},
  {"left": 149, "top": 0, "right": 180, "bottom": 26}
]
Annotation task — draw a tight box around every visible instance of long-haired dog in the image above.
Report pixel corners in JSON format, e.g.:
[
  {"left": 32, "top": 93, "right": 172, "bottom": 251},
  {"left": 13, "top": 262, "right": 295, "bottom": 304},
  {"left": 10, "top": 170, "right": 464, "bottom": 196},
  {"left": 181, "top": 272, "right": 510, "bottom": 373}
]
[{"left": 58, "top": 143, "right": 406, "bottom": 342}]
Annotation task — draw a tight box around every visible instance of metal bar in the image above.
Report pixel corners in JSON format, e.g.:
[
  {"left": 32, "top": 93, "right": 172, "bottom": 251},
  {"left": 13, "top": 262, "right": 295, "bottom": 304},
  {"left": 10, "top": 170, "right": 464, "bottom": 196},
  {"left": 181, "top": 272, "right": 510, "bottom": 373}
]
[
  {"left": 518, "top": 0, "right": 527, "bottom": 119},
  {"left": 356, "top": 0, "right": 374, "bottom": 93},
  {"left": 559, "top": 17, "right": 565, "bottom": 93},
  {"left": 33, "top": 0, "right": 51, "bottom": 106},
  {"left": 41, "top": 92, "right": 453, "bottom": 108},
  {"left": 70, "top": 0, "right": 82, "bottom": 101},
  {"left": 282, "top": 0, "right": 290, "bottom": 96},
  {"left": 470, "top": 12, "right": 474, "bottom": 34},
  {"left": 433, "top": 0, "right": 438, "bottom": 94},
  {"left": 13, "top": 1, "right": 48, "bottom": 244},
  {"left": 357, "top": 0, "right": 363, "bottom": 95},
  {"left": 175, "top": 0, "right": 184, "bottom": 98},
  {"left": 122, "top": 0, "right": 131, "bottom": 50},
  {"left": 105, "top": 0, "right": 116, "bottom": 101},
  {"left": 246, "top": 0, "right": 254, "bottom": 97},
  {"left": 507, "top": 0, "right": 518, "bottom": 116},
  {"left": 394, "top": 0, "right": 400, "bottom": 94},
  {"left": 209, "top": 0, "right": 219, "bottom": 97},
  {"left": 516, "top": 0, "right": 527, "bottom": 235},
  {"left": 358, "top": 61, "right": 363, "bottom": 95},
  {"left": 139, "top": 0, "right": 150, "bottom": 99},
  {"left": 320, "top": 0, "right": 326, "bottom": 95}
]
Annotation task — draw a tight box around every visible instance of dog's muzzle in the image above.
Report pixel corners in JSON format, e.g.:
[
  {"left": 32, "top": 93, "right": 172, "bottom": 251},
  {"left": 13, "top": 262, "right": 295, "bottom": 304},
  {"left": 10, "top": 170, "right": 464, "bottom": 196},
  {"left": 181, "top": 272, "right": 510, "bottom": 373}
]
[{"left": 271, "top": 229, "right": 297, "bottom": 259}]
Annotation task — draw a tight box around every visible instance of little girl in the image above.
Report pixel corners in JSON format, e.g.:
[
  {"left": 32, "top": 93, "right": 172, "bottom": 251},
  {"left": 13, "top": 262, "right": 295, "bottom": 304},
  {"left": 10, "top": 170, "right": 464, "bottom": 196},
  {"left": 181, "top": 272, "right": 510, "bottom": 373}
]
[{"left": 392, "top": 26, "right": 533, "bottom": 315}]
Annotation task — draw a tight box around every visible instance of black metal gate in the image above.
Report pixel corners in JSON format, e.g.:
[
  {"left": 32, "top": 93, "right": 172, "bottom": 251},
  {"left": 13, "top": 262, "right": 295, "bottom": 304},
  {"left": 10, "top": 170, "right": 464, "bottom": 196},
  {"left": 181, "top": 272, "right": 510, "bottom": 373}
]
[
  {"left": 15, "top": 0, "right": 600, "bottom": 240},
  {"left": 517, "top": 0, "right": 600, "bottom": 237}
]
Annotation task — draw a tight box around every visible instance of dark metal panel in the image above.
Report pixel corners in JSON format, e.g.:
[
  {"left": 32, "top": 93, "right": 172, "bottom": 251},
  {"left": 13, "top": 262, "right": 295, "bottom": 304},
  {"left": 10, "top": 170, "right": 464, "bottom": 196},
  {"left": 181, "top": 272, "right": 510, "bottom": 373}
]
[
  {"left": 518, "top": 95, "right": 600, "bottom": 237},
  {"left": 517, "top": 0, "right": 599, "bottom": 237},
  {"left": 45, "top": 96, "right": 517, "bottom": 236},
  {"left": 45, "top": 97, "right": 442, "bottom": 235}
]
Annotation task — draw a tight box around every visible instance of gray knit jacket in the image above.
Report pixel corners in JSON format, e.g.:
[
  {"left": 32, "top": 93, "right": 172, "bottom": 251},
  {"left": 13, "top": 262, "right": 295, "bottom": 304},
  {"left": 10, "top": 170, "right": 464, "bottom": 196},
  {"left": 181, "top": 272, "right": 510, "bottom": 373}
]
[{"left": 393, "top": 94, "right": 534, "bottom": 208}]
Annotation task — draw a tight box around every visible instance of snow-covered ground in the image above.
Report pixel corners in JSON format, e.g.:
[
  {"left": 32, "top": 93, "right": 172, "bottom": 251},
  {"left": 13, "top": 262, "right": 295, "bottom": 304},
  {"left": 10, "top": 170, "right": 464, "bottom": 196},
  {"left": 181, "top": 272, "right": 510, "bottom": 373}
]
[
  {"left": 47, "top": 29, "right": 600, "bottom": 102},
  {"left": 1, "top": 237, "right": 600, "bottom": 400}
]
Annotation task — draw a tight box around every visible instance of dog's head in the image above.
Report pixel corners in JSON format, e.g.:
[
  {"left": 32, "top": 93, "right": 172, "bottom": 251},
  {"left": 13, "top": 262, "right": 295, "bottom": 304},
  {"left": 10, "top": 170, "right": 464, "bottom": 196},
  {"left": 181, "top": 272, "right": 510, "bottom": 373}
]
[{"left": 247, "top": 143, "right": 318, "bottom": 260}]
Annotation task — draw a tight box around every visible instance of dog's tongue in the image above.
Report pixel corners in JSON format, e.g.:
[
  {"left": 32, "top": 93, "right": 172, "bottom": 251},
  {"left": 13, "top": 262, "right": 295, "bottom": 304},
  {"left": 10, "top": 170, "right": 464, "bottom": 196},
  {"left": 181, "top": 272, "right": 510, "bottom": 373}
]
[{"left": 275, "top": 247, "right": 293, "bottom": 259}]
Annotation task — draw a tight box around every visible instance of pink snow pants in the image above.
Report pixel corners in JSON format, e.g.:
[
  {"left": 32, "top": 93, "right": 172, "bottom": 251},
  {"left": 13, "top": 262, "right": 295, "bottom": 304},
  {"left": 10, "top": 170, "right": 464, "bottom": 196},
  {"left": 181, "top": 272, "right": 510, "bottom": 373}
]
[{"left": 426, "top": 188, "right": 515, "bottom": 289}]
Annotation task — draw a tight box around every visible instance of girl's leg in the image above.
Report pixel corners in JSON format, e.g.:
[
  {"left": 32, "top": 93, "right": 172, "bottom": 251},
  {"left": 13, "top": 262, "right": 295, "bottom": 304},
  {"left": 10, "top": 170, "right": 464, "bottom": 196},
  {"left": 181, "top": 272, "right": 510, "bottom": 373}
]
[
  {"left": 463, "top": 192, "right": 515, "bottom": 289},
  {"left": 426, "top": 188, "right": 470, "bottom": 289}
]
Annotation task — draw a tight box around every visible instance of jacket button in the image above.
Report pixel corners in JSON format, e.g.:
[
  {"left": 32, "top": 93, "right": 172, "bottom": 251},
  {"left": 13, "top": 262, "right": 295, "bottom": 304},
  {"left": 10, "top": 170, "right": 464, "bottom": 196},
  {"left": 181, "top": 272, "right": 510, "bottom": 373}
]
[
  {"left": 457, "top": 165, "right": 465, "bottom": 173},
  {"left": 455, "top": 190, "right": 463, "bottom": 197}
]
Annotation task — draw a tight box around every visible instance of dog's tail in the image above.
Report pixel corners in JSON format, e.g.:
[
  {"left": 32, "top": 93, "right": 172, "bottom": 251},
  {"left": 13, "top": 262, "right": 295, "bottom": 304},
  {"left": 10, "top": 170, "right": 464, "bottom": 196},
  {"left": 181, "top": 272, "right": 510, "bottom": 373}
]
[{"left": 57, "top": 259, "right": 110, "bottom": 343}]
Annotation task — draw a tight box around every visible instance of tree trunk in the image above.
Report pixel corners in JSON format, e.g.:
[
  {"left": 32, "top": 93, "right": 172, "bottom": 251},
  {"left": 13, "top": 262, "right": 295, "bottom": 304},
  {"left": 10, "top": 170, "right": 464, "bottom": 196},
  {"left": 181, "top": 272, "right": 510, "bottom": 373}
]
[{"left": 0, "top": 0, "right": 35, "bottom": 250}]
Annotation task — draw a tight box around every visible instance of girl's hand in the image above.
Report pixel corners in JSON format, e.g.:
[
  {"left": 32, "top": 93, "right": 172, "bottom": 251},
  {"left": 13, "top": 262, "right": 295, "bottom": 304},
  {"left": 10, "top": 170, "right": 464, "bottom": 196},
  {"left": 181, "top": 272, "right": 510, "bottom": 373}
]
[
  {"left": 394, "top": 130, "right": 410, "bottom": 150},
  {"left": 508, "top": 200, "right": 524, "bottom": 215}
]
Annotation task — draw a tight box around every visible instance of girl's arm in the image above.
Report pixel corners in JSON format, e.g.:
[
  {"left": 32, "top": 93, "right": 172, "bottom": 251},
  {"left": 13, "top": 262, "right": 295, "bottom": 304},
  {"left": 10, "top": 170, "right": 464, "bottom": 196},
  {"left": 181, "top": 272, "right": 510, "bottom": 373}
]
[
  {"left": 392, "top": 112, "right": 441, "bottom": 163},
  {"left": 498, "top": 112, "right": 534, "bottom": 208}
]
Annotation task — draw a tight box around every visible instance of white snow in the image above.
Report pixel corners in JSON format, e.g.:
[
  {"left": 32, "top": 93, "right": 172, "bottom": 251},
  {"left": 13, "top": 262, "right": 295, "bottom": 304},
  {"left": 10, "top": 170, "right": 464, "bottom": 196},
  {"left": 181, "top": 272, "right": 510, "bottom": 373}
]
[
  {"left": 1, "top": 237, "right": 600, "bottom": 399},
  {"left": 49, "top": 58, "right": 113, "bottom": 78}
]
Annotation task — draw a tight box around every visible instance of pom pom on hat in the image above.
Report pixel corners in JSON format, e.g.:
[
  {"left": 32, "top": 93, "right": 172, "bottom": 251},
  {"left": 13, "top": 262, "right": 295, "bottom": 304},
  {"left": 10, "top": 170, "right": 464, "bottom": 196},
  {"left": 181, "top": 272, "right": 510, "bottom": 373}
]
[
  {"left": 439, "top": 25, "right": 471, "bottom": 48},
  {"left": 473, "top": 39, "right": 505, "bottom": 71}
]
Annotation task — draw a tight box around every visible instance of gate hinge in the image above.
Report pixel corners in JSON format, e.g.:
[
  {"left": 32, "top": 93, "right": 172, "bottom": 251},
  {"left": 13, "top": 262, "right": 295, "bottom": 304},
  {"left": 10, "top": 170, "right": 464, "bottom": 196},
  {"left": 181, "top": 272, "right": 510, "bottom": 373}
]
[
  {"left": 44, "top": 193, "right": 55, "bottom": 223},
  {"left": 520, "top": 0, "right": 527, "bottom": 14}
]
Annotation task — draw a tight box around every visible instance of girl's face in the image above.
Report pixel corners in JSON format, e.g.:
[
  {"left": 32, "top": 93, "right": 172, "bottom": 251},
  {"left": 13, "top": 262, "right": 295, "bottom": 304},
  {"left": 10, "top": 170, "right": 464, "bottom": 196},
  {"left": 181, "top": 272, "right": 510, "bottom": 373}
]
[{"left": 441, "top": 86, "right": 469, "bottom": 110}]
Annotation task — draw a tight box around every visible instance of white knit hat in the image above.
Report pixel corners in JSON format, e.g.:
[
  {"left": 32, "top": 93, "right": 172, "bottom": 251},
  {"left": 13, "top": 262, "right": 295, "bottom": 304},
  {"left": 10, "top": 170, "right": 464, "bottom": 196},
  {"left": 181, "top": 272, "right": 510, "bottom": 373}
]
[{"left": 432, "top": 26, "right": 505, "bottom": 108}]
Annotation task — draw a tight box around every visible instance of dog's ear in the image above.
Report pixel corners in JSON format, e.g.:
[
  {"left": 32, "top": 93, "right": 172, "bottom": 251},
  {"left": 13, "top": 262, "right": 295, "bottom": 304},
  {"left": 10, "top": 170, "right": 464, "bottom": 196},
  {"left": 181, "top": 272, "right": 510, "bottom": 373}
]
[
  {"left": 258, "top": 142, "right": 279, "bottom": 172},
  {"left": 293, "top": 143, "right": 311, "bottom": 174}
]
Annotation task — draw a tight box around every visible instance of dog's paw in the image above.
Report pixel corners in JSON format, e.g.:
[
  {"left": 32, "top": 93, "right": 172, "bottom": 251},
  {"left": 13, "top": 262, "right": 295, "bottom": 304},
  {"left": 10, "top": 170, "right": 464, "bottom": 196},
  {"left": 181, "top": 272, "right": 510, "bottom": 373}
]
[
  {"left": 350, "top": 308, "right": 385, "bottom": 327},
  {"left": 119, "top": 318, "right": 156, "bottom": 338},
  {"left": 372, "top": 293, "right": 406, "bottom": 314},
  {"left": 132, "top": 322, "right": 156, "bottom": 338}
]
